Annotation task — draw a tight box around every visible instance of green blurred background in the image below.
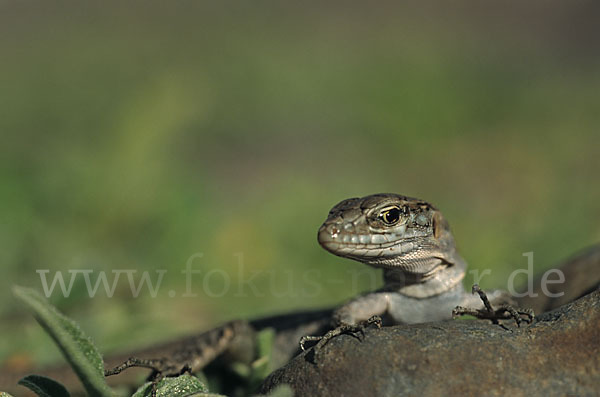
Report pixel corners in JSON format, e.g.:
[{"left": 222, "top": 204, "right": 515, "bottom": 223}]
[{"left": 1, "top": 0, "right": 599, "bottom": 371}]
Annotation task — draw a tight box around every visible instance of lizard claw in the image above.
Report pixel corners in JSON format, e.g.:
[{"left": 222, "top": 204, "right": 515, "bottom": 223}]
[
  {"left": 299, "top": 335, "right": 321, "bottom": 352},
  {"left": 454, "top": 285, "right": 535, "bottom": 327},
  {"left": 367, "top": 315, "right": 383, "bottom": 329},
  {"left": 105, "top": 357, "right": 192, "bottom": 397},
  {"left": 299, "top": 315, "right": 383, "bottom": 353}
]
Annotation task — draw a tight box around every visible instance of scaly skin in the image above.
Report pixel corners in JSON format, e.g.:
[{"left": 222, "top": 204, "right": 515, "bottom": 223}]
[{"left": 317, "top": 193, "right": 510, "bottom": 325}]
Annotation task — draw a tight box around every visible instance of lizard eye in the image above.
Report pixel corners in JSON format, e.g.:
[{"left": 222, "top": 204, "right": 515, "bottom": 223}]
[{"left": 379, "top": 207, "right": 401, "bottom": 225}]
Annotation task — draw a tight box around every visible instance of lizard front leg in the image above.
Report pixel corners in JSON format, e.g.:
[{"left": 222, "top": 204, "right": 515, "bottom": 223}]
[
  {"left": 299, "top": 285, "right": 472, "bottom": 351},
  {"left": 453, "top": 284, "right": 534, "bottom": 327},
  {"left": 299, "top": 292, "right": 388, "bottom": 351},
  {"left": 332, "top": 291, "right": 391, "bottom": 325},
  {"left": 298, "top": 283, "right": 522, "bottom": 352}
]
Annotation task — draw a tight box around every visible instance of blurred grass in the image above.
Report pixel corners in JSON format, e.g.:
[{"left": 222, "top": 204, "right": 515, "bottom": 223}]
[{"left": 1, "top": 0, "right": 599, "bottom": 368}]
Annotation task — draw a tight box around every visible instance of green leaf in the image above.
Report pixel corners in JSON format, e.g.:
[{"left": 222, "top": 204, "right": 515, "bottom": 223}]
[
  {"left": 17, "top": 374, "right": 70, "bottom": 397},
  {"left": 131, "top": 375, "right": 212, "bottom": 397},
  {"left": 231, "top": 328, "right": 275, "bottom": 392},
  {"left": 12, "top": 286, "right": 112, "bottom": 397},
  {"left": 254, "top": 327, "right": 274, "bottom": 374},
  {"left": 247, "top": 327, "right": 275, "bottom": 389},
  {"left": 229, "top": 327, "right": 276, "bottom": 394},
  {"left": 0, "top": 392, "right": 16, "bottom": 397}
]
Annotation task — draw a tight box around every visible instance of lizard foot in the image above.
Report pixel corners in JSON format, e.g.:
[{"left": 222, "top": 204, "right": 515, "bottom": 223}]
[
  {"left": 452, "top": 284, "right": 535, "bottom": 327},
  {"left": 299, "top": 315, "right": 382, "bottom": 353},
  {"left": 105, "top": 357, "right": 191, "bottom": 397}
]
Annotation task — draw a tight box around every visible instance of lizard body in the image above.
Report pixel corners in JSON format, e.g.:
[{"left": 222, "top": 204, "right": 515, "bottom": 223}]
[
  {"left": 3, "top": 193, "right": 522, "bottom": 394},
  {"left": 109, "top": 193, "right": 510, "bottom": 380}
]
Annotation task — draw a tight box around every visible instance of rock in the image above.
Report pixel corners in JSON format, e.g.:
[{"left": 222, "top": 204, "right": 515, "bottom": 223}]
[{"left": 259, "top": 290, "right": 600, "bottom": 396}]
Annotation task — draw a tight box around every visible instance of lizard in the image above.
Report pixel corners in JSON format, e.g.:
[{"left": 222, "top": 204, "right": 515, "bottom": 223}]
[
  {"left": 3, "top": 193, "right": 535, "bottom": 395},
  {"left": 298, "top": 193, "right": 531, "bottom": 350},
  {"left": 102, "top": 194, "right": 530, "bottom": 386}
]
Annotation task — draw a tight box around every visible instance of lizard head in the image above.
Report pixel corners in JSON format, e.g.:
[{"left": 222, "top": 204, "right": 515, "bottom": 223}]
[{"left": 317, "top": 193, "right": 459, "bottom": 275}]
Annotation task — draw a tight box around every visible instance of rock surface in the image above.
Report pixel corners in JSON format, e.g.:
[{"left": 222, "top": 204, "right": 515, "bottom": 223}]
[{"left": 260, "top": 290, "right": 600, "bottom": 396}]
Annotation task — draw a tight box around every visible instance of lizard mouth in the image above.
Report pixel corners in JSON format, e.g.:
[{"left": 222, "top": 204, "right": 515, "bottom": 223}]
[{"left": 317, "top": 224, "right": 413, "bottom": 259}]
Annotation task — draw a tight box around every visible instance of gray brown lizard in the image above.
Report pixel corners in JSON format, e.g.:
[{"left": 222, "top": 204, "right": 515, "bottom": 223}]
[
  {"left": 104, "top": 194, "right": 530, "bottom": 385},
  {"left": 299, "top": 193, "right": 531, "bottom": 349},
  {"left": 3, "top": 193, "right": 538, "bottom": 395}
]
